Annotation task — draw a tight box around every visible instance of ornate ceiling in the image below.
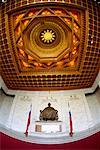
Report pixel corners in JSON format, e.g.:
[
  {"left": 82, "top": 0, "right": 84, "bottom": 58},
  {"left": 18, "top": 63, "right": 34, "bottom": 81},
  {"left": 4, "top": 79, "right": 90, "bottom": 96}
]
[
  {"left": 0, "top": 0, "right": 100, "bottom": 91},
  {"left": 11, "top": 7, "right": 83, "bottom": 73}
]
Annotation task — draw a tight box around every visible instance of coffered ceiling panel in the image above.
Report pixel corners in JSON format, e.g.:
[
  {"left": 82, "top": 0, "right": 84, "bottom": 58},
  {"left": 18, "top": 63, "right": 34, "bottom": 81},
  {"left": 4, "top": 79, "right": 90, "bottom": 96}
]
[{"left": 0, "top": 0, "right": 100, "bottom": 91}]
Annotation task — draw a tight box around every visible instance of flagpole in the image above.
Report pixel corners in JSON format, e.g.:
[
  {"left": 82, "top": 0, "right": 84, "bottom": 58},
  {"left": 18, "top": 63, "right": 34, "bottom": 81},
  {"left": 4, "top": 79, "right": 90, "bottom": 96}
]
[
  {"left": 68, "top": 102, "right": 73, "bottom": 137},
  {"left": 25, "top": 104, "right": 32, "bottom": 137}
]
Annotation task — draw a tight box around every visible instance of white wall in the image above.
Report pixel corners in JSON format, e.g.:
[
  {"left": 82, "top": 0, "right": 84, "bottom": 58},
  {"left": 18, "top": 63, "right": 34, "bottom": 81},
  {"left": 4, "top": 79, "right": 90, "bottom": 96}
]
[
  {"left": 0, "top": 91, "right": 14, "bottom": 125},
  {"left": 7, "top": 95, "right": 33, "bottom": 132},
  {"left": 6, "top": 91, "right": 93, "bottom": 134},
  {"left": 0, "top": 88, "right": 100, "bottom": 142},
  {"left": 86, "top": 88, "right": 100, "bottom": 125}
]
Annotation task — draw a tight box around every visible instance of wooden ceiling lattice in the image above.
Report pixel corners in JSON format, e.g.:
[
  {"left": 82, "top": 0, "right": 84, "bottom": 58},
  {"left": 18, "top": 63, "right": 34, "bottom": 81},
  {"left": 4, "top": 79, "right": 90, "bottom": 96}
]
[
  {"left": 9, "top": 7, "right": 82, "bottom": 74},
  {"left": 0, "top": 0, "right": 100, "bottom": 91}
]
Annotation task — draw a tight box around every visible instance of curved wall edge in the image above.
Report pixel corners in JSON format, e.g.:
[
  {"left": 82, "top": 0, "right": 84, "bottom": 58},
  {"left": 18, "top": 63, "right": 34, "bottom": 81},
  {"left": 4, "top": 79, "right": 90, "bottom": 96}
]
[{"left": 0, "top": 123, "right": 100, "bottom": 144}]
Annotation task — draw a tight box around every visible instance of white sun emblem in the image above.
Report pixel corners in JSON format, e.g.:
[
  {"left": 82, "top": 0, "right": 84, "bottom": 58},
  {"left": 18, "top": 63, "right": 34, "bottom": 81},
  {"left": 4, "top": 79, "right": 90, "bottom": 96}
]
[{"left": 41, "top": 29, "right": 56, "bottom": 43}]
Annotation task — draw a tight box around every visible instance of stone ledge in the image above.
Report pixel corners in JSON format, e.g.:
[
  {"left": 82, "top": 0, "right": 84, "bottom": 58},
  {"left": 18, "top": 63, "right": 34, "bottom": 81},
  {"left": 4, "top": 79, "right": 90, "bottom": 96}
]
[{"left": 0, "top": 123, "right": 100, "bottom": 144}]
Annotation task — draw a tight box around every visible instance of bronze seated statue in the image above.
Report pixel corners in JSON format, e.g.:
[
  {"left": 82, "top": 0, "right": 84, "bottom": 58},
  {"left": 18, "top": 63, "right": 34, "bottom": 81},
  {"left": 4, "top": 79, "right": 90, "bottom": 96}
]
[{"left": 39, "top": 103, "right": 58, "bottom": 121}]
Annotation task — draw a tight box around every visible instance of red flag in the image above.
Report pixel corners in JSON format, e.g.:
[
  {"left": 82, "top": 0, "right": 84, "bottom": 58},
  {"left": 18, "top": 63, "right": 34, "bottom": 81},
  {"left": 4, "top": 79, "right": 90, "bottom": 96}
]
[
  {"left": 68, "top": 102, "right": 73, "bottom": 137},
  {"left": 25, "top": 104, "right": 32, "bottom": 137}
]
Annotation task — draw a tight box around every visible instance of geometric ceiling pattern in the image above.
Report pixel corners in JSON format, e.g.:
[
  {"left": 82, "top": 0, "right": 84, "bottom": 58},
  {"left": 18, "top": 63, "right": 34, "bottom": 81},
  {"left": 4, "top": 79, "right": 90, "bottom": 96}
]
[
  {"left": 10, "top": 7, "right": 83, "bottom": 73},
  {"left": 0, "top": 0, "right": 100, "bottom": 91}
]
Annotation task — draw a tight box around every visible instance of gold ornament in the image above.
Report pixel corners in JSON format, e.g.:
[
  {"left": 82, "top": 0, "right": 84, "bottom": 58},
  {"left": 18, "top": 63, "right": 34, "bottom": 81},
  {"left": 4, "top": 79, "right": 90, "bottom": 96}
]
[{"left": 41, "top": 29, "right": 56, "bottom": 43}]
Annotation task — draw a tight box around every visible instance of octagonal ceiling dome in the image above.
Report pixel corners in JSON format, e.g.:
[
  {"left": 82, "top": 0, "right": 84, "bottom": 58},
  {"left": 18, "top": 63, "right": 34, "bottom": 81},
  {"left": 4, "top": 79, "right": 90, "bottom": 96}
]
[{"left": 23, "top": 15, "right": 72, "bottom": 61}]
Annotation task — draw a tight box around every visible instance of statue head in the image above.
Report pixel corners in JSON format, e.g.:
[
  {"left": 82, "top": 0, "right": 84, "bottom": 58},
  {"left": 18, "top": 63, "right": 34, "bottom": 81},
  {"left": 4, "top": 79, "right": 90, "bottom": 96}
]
[{"left": 48, "top": 103, "right": 51, "bottom": 107}]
